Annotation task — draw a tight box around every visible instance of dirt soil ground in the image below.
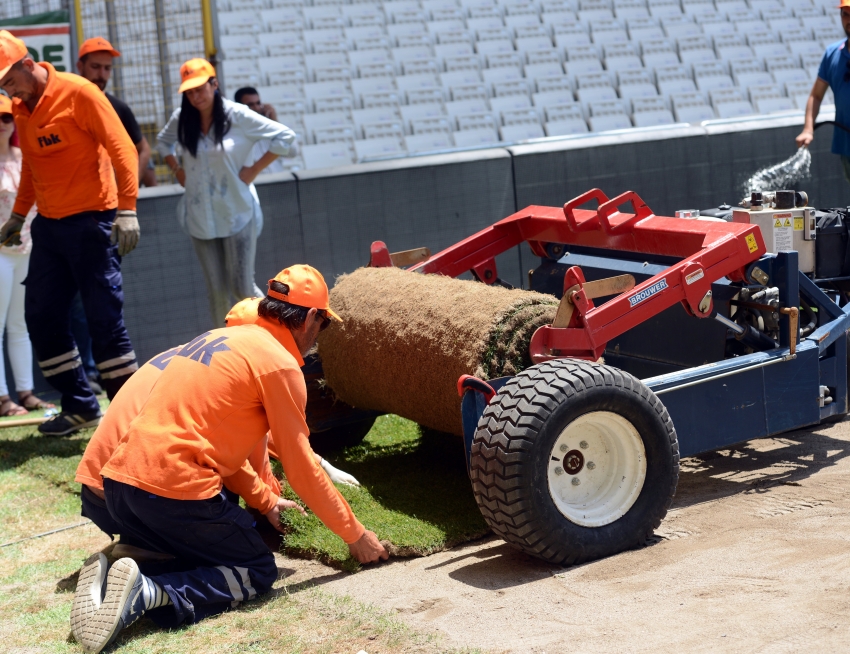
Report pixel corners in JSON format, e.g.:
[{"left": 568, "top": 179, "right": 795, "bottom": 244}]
[{"left": 280, "top": 418, "right": 850, "bottom": 653}]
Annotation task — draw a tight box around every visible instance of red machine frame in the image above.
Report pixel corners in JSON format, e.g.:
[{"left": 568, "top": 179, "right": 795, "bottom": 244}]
[{"left": 370, "top": 189, "right": 767, "bottom": 363}]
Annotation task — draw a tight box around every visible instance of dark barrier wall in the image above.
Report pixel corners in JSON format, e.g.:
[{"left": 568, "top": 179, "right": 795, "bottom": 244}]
[
  {"left": 510, "top": 119, "right": 846, "bottom": 215},
  {"left": 116, "top": 115, "right": 847, "bottom": 367}
]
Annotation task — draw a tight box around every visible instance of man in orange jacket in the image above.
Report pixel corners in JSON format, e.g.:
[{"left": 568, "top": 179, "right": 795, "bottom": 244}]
[
  {"left": 74, "top": 265, "right": 388, "bottom": 653},
  {"left": 0, "top": 30, "right": 140, "bottom": 436}
]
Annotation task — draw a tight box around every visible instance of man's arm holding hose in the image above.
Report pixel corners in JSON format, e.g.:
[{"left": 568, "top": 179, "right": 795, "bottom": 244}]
[
  {"left": 259, "top": 368, "right": 387, "bottom": 563},
  {"left": 797, "top": 78, "right": 829, "bottom": 148}
]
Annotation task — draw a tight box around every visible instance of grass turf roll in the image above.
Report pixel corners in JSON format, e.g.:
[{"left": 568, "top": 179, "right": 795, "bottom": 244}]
[{"left": 318, "top": 266, "right": 558, "bottom": 435}]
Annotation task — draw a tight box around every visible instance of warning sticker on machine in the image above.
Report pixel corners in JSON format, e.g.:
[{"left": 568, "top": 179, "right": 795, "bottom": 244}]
[
  {"left": 685, "top": 269, "right": 704, "bottom": 285},
  {"left": 794, "top": 217, "right": 804, "bottom": 231},
  {"left": 628, "top": 278, "right": 668, "bottom": 307},
  {"left": 745, "top": 233, "right": 758, "bottom": 253},
  {"left": 773, "top": 212, "right": 793, "bottom": 251}
]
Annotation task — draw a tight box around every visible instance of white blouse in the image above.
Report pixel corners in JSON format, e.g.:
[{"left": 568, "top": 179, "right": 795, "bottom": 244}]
[{"left": 156, "top": 98, "right": 297, "bottom": 240}]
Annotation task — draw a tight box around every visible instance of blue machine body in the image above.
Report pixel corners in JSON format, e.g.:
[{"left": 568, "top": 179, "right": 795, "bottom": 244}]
[{"left": 461, "top": 250, "right": 850, "bottom": 464}]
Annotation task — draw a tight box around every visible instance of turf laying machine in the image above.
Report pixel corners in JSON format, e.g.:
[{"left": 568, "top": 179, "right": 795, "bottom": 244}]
[{"left": 310, "top": 187, "right": 850, "bottom": 567}]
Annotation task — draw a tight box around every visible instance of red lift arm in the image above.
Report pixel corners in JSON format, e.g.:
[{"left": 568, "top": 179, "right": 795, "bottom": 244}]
[{"left": 385, "top": 189, "right": 767, "bottom": 363}]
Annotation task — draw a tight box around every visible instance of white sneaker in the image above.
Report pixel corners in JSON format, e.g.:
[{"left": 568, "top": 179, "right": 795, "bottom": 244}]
[
  {"left": 80, "top": 558, "right": 147, "bottom": 653},
  {"left": 70, "top": 553, "right": 108, "bottom": 643}
]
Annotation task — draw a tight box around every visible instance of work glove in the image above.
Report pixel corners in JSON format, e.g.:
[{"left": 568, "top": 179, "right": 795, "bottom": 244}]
[
  {"left": 0, "top": 212, "right": 25, "bottom": 247},
  {"left": 319, "top": 457, "right": 361, "bottom": 486},
  {"left": 110, "top": 210, "right": 140, "bottom": 256}
]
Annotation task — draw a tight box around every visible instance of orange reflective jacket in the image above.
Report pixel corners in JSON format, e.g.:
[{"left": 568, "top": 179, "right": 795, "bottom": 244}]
[
  {"left": 12, "top": 62, "right": 138, "bottom": 218},
  {"left": 75, "top": 348, "right": 280, "bottom": 511},
  {"left": 101, "top": 317, "right": 364, "bottom": 544}
]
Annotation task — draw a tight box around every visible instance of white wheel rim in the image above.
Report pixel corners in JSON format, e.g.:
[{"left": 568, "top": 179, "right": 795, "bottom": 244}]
[{"left": 546, "top": 411, "right": 647, "bottom": 528}]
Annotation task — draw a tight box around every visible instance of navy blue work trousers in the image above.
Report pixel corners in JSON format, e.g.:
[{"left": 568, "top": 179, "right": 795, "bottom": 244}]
[
  {"left": 103, "top": 479, "right": 278, "bottom": 627},
  {"left": 25, "top": 211, "right": 137, "bottom": 414}
]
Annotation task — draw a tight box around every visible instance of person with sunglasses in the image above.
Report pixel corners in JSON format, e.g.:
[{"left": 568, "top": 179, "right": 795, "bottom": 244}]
[
  {"left": 0, "top": 94, "right": 55, "bottom": 416},
  {"left": 796, "top": 1, "right": 850, "bottom": 183},
  {"left": 73, "top": 264, "right": 387, "bottom": 654}
]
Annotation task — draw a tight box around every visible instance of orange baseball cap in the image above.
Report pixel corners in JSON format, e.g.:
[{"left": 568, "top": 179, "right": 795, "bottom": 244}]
[
  {"left": 0, "top": 94, "right": 12, "bottom": 114},
  {"left": 839, "top": 0, "right": 850, "bottom": 7},
  {"left": 0, "top": 30, "right": 27, "bottom": 80},
  {"left": 178, "top": 58, "right": 216, "bottom": 93},
  {"left": 78, "top": 36, "right": 120, "bottom": 60},
  {"left": 267, "top": 265, "right": 342, "bottom": 322},
  {"left": 225, "top": 297, "right": 260, "bottom": 326}
]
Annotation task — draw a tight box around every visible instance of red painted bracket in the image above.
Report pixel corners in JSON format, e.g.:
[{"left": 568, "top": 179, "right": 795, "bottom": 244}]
[
  {"left": 563, "top": 188, "right": 609, "bottom": 233},
  {"left": 369, "top": 241, "right": 393, "bottom": 268},
  {"left": 457, "top": 375, "right": 496, "bottom": 401},
  {"left": 597, "top": 191, "right": 654, "bottom": 235},
  {"left": 472, "top": 258, "right": 499, "bottom": 285}
]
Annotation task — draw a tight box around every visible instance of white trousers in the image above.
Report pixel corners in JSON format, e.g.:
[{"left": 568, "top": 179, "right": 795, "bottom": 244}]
[
  {"left": 191, "top": 218, "right": 264, "bottom": 328},
  {"left": 0, "top": 250, "right": 33, "bottom": 395}
]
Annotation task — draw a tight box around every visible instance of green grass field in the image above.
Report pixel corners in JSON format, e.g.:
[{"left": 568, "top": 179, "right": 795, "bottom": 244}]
[
  {"left": 280, "top": 415, "right": 489, "bottom": 571},
  {"left": 0, "top": 410, "right": 489, "bottom": 652}
]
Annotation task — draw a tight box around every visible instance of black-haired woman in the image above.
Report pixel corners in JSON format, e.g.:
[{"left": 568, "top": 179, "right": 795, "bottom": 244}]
[{"left": 156, "top": 58, "right": 296, "bottom": 326}]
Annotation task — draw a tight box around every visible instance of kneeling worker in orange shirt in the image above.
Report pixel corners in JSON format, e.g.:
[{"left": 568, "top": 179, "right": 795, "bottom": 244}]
[{"left": 73, "top": 265, "right": 388, "bottom": 653}]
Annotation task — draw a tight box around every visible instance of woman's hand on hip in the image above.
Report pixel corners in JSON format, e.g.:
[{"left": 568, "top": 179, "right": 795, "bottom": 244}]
[{"left": 239, "top": 165, "right": 259, "bottom": 185}]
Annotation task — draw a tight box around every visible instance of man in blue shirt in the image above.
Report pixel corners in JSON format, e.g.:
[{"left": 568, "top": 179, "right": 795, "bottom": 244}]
[{"left": 796, "top": 1, "right": 850, "bottom": 180}]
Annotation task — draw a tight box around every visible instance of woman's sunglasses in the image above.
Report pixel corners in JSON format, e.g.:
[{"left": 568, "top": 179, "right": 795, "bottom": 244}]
[{"left": 0, "top": 114, "right": 13, "bottom": 124}]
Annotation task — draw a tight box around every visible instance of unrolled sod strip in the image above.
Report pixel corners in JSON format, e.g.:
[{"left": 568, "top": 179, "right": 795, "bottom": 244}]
[{"left": 318, "top": 266, "right": 558, "bottom": 435}]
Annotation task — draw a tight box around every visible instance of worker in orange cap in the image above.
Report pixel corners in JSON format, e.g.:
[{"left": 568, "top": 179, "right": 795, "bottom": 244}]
[
  {"left": 796, "top": 0, "right": 850, "bottom": 181},
  {"left": 0, "top": 30, "right": 140, "bottom": 436},
  {"left": 74, "top": 265, "right": 387, "bottom": 653},
  {"left": 76, "top": 37, "right": 154, "bottom": 186},
  {"left": 70, "top": 293, "right": 359, "bottom": 645}
]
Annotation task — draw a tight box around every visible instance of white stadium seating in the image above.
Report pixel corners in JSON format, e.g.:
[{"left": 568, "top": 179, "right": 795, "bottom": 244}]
[{"left": 216, "top": 0, "right": 842, "bottom": 169}]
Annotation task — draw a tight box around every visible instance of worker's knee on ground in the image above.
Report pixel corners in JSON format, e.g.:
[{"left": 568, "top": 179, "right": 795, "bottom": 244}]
[{"left": 249, "top": 553, "right": 279, "bottom": 597}]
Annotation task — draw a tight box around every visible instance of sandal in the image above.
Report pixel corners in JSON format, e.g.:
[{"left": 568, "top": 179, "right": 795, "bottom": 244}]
[
  {"left": 17, "top": 391, "right": 56, "bottom": 412},
  {"left": 0, "top": 396, "right": 28, "bottom": 417}
]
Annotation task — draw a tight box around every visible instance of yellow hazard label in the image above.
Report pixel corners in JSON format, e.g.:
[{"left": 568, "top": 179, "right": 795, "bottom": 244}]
[
  {"left": 794, "top": 217, "right": 804, "bottom": 231},
  {"left": 774, "top": 219, "right": 782, "bottom": 227},
  {"left": 783, "top": 217, "right": 792, "bottom": 227},
  {"left": 746, "top": 233, "right": 758, "bottom": 253}
]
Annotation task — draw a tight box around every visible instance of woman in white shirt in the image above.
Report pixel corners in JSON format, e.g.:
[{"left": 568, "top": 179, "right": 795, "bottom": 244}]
[
  {"left": 0, "top": 95, "right": 54, "bottom": 415},
  {"left": 156, "top": 59, "right": 297, "bottom": 326}
]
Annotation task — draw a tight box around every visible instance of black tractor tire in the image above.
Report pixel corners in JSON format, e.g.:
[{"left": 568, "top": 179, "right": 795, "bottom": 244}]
[
  {"left": 469, "top": 358, "right": 679, "bottom": 566},
  {"left": 309, "top": 417, "right": 376, "bottom": 455}
]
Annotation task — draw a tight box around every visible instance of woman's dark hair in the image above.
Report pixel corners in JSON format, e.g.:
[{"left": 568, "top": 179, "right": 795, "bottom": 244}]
[
  {"left": 177, "top": 79, "right": 231, "bottom": 158},
  {"left": 259, "top": 281, "right": 309, "bottom": 330}
]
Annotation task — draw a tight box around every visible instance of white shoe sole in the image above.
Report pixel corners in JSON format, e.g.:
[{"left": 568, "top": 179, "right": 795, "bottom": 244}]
[
  {"left": 70, "top": 553, "right": 107, "bottom": 643},
  {"left": 80, "top": 558, "right": 140, "bottom": 654}
]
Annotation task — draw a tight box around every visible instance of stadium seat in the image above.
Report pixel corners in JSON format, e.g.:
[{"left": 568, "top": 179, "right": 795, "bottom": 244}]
[
  {"left": 754, "top": 97, "right": 796, "bottom": 113},
  {"left": 589, "top": 113, "right": 632, "bottom": 130},
  {"left": 673, "top": 103, "right": 715, "bottom": 122},
  {"left": 715, "top": 100, "right": 756, "bottom": 118},
  {"left": 452, "top": 127, "right": 501, "bottom": 147},
  {"left": 545, "top": 118, "right": 590, "bottom": 135},
  {"left": 302, "top": 142, "right": 355, "bottom": 169},
  {"left": 354, "top": 136, "right": 406, "bottom": 161},
  {"left": 500, "top": 123, "right": 546, "bottom": 140},
  {"left": 632, "top": 109, "right": 676, "bottom": 126},
  {"left": 405, "top": 132, "right": 454, "bottom": 152}
]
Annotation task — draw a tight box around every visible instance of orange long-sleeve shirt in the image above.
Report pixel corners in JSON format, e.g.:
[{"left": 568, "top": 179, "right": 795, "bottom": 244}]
[
  {"left": 12, "top": 62, "right": 138, "bottom": 218},
  {"left": 101, "top": 317, "right": 365, "bottom": 544},
  {"left": 75, "top": 346, "right": 280, "bottom": 511}
]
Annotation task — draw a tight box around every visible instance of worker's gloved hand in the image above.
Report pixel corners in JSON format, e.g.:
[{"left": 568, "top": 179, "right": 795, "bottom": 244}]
[
  {"left": 0, "top": 212, "right": 25, "bottom": 247},
  {"left": 348, "top": 530, "right": 389, "bottom": 564},
  {"left": 264, "top": 495, "right": 306, "bottom": 533},
  {"left": 110, "top": 210, "right": 140, "bottom": 256},
  {"left": 319, "top": 457, "right": 361, "bottom": 486}
]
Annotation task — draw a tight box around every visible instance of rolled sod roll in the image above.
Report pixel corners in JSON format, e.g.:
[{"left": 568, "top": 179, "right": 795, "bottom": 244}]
[{"left": 318, "top": 266, "right": 559, "bottom": 435}]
